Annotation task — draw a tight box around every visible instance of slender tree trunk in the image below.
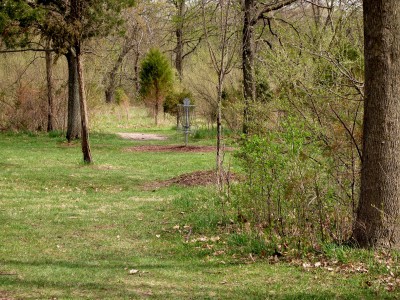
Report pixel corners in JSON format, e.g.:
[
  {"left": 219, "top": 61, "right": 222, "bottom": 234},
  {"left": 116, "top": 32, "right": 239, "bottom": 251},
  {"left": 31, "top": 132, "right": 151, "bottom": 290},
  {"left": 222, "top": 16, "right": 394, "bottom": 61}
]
[
  {"left": 155, "top": 81, "right": 159, "bottom": 126},
  {"left": 242, "top": 0, "right": 256, "bottom": 134},
  {"left": 65, "top": 49, "right": 81, "bottom": 142},
  {"left": 76, "top": 46, "right": 93, "bottom": 164},
  {"left": 353, "top": 0, "right": 400, "bottom": 248},
  {"left": 133, "top": 49, "right": 140, "bottom": 95},
  {"left": 45, "top": 43, "right": 54, "bottom": 132},
  {"left": 175, "top": 0, "right": 185, "bottom": 81},
  {"left": 216, "top": 74, "right": 224, "bottom": 190}
]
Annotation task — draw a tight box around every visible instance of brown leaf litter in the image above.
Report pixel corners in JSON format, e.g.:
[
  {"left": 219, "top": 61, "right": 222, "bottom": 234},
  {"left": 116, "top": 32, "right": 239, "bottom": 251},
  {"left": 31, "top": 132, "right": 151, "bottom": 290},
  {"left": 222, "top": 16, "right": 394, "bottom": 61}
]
[{"left": 144, "top": 169, "right": 240, "bottom": 190}]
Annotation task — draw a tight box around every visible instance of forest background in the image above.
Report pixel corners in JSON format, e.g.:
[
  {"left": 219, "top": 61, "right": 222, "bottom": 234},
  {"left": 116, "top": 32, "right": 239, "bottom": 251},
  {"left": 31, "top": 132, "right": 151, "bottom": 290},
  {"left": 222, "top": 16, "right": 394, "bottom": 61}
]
[{"left": 0, "top": 0, "right": 364, "bottom": 248}]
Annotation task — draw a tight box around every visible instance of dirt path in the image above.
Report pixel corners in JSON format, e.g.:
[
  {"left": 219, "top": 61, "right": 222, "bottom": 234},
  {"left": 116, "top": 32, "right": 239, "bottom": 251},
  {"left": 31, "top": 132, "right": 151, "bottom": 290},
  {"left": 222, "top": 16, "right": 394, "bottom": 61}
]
[{"left": 117, "top": 132, "right": 168, "bottom": 141}]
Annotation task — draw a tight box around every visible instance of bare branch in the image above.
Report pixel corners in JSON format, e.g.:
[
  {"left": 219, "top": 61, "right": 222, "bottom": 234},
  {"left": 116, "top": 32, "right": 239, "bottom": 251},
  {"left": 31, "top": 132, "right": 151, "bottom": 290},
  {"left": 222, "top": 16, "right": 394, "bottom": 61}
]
[
  {"left": 255, "top": 0, "right": 298, "bottom": 23},
  {"left": 330, "top": 104, "right": 363, "bottom": 162},
  {"left": 0, "top": 48, "right": 52, "bottom": 53}
]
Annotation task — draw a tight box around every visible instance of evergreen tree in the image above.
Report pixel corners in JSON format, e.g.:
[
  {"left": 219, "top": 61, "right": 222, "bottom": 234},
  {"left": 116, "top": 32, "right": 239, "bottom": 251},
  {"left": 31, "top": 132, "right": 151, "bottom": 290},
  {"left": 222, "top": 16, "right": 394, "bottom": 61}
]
[
  {"left": 139, "top": 49, "right": 174, "bottom": 125},
  {"left": 0, "top": 0, "right": 134, "bottom": 163}
]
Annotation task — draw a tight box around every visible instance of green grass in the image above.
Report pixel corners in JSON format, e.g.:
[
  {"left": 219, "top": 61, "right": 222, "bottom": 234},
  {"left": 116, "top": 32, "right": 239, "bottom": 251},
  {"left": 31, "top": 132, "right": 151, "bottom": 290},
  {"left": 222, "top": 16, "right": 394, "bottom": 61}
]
[{"left": 0, "top": 112, "right": 398, "bottom": 299}]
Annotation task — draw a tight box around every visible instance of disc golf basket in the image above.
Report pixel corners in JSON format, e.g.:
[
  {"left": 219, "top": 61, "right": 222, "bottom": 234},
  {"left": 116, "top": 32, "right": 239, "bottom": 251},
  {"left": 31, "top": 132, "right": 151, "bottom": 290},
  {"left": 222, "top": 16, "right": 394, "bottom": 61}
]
[{"left": 178, "top": 98, "right": 195, "bottom": 146}]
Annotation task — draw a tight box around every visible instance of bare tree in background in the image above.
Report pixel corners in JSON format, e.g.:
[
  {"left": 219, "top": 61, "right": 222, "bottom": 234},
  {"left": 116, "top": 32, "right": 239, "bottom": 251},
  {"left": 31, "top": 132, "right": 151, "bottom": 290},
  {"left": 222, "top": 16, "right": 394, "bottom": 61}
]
[
  {"left": 201, "top": 0, "right": 240, "bottom": 190},
  {"left": 242, "top": 0, "right": 297, "bottom": 134}
]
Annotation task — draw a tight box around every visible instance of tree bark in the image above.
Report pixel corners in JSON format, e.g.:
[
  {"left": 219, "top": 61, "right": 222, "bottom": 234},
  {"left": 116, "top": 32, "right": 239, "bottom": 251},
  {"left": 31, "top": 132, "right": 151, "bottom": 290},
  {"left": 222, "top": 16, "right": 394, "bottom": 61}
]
[
  {"left": 174, "top": 0, "right": 185, "bottom": 81},
  {"left": 45, "top": 44, "right": 54, "bottom": 132},
  {"left": 353, "top": 0, "right": 400, "bottom": 248},
  {"left": 242, "top": 0, "right": 256, "bottom": 134},
  {"left": 76, "top": 46, "right": 93, "bottom": 164},
  {"left": 65, "top": 49, "right": 81, "bottom": 142}
]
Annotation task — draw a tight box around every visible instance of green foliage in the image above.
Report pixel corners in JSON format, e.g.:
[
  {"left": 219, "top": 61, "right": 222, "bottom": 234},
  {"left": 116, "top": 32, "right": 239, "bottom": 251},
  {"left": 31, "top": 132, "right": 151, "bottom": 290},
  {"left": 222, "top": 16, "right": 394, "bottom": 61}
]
[
  {"left": 227, "top": 233, "right": 272, "bottom": 256},
  {"left": 233, "top": 117, "right": 351, "bottom": 249},
  {"left": 193, "top": 127, "right": 231, "bottom": 140},
  {"left": 0, "top": 0, "right": 135, "bottom": 52},
  {"left": 114, "top": 87, "right": 129, "bottom": 105},
  {"left": 163, "top": 90, "right": 192, "bottom": 116},
  {"left": 139, "top": 48, "right": 174, "bottom": 100},
  {"left": 322, "top": 243, "right": 350, "bottom": 263},
  {"left": 255, "top": 68, "right": 273, "bottom": 103},
  {"left": 0, "top": 0, "right": 44, "bottom": 47}
]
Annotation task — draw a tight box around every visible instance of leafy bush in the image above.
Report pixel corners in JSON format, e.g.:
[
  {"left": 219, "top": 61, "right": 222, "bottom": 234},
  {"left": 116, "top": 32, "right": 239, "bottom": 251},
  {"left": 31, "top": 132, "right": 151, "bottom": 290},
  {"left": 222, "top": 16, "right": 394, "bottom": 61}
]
[
  {"left": 232, "top": 117, "right": 354, "bottom": 250},
  {"left": 163, "top": 90, "right": 193, "bottom": 127}
]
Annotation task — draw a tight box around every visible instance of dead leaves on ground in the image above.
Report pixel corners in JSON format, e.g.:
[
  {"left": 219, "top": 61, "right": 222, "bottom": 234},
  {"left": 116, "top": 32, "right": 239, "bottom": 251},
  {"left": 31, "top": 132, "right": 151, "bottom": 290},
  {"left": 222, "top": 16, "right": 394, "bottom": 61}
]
[{"left": 170, "top": 224, "right": 400, "bottom": 293}]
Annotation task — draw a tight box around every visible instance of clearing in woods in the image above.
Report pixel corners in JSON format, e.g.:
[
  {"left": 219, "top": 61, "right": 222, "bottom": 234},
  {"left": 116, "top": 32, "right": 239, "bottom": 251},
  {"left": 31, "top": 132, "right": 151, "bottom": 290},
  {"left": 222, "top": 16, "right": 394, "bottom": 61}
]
[{"left": 0, "top": 120, "right": 397, "bottom": 299}]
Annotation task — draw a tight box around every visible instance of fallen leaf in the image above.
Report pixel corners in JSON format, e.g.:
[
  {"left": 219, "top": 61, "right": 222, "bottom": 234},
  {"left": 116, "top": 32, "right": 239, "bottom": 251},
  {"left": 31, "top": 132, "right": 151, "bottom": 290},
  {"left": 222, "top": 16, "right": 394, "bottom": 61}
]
[
  {"left": 210, "top": 236, "right": 220, "bottom": 242},
  {"left": 302, "top": 263, "right": 311, "bottom": 269}
]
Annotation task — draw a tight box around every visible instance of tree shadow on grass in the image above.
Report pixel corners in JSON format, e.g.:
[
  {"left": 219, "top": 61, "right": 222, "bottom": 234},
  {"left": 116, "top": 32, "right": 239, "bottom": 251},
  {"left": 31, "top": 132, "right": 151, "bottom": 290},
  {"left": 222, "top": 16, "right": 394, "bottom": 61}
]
[{"left": 0, "top": 258, "right": 384, "bottom": 299}]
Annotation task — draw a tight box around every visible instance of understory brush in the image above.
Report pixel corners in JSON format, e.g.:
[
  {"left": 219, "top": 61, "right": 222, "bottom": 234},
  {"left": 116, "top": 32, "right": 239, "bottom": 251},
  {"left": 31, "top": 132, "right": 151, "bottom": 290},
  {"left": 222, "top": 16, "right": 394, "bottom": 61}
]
[
  {"left": 232, "top": 118, "right": 355, "bottom": 250},
  {"left": 169, "top": 185, "right": 400, "bottom": 295},
  {"left": 169, "top": 118, "right": 363, "bottom": 259}
]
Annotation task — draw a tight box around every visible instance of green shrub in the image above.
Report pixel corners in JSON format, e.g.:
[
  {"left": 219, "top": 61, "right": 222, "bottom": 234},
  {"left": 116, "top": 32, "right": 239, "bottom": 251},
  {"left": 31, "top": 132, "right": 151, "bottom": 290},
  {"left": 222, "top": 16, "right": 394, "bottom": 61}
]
[{"left": 232, "top": 117, "right": 354, "bottom": 250}]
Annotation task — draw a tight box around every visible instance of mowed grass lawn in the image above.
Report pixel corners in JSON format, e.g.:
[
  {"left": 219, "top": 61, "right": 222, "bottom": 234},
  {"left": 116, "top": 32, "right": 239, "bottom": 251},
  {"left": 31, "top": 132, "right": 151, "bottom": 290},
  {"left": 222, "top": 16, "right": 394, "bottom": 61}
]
[{"left": 0, "top": 123, "right": 397, "bottom": 299}]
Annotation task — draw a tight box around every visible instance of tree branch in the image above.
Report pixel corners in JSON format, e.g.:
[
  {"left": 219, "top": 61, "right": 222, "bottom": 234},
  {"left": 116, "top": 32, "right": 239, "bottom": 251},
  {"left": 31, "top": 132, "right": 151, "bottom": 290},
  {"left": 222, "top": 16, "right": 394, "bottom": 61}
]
[
  {"left": 0, "top": 48, "right": 52, "bottom": 53},
  {"left": 255, "top": 0, "right": 298, "bottom": 23},
  {"left": 330, "top": 104, "right": 363, "bottom": 162}
]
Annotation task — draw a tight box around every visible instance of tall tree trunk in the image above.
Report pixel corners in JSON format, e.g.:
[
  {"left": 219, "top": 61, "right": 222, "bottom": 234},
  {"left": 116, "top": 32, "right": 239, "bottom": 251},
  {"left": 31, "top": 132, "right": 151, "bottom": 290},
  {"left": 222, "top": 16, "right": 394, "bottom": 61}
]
[
  {"left": 45, "top": 43, "right": 54, "bottom": 132},
  {"left": 353, "top": 0, "right": 400, "bottom": 248},
  {"left": 65, "top": 49, "right": 81, "bottom": 142},
  {"left": 175, "top": 0, "right": 185, "bottom": 80},
  {"left": 242, "top": 0, "right": 256, "bottom": 134},
  {"left": 76, "top": 46, "right": 93, "bottom": 164}
]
